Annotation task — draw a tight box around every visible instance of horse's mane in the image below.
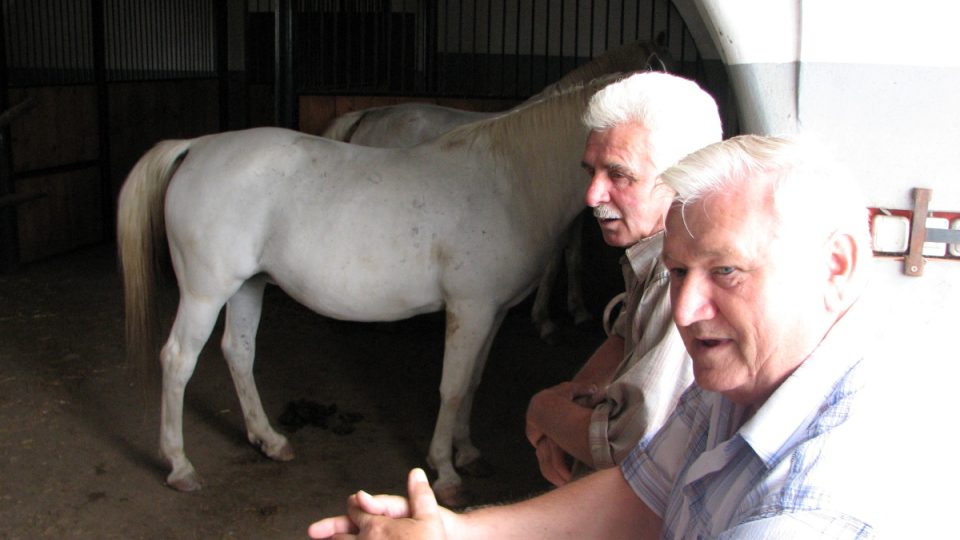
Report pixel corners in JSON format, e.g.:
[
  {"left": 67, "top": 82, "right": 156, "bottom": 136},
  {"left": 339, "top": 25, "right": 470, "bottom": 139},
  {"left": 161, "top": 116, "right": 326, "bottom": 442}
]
[
  {"left": 434, "top": 73, "right": 624, "bottom": 226},
  {"left": 322, "top": 108, "right": 369, "bottom": 141},
  {"left": 533, "top": 40, "right": 674, "bottom": 99}
]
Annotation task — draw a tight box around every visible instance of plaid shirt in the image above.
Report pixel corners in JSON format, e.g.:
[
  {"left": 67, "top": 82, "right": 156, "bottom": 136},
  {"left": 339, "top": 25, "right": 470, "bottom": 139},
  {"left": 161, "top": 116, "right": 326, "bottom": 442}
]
[
  {"left": 588, "top": 232, "right": 693, "bottom": 468},
  {"left": 621, "top": 313, "right": 877, "bottom": 538}
]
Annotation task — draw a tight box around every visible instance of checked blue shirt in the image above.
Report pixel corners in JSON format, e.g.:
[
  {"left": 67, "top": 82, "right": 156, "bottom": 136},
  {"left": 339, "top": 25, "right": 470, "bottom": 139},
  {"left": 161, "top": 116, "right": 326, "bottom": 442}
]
[{"left": 621, "top": 313, "right": 879, "bottom": 539}]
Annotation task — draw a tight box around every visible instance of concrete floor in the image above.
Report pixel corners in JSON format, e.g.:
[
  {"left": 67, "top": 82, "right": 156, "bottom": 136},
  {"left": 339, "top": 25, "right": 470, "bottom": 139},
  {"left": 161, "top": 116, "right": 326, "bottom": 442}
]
[{"left": 0, "top": 242, "right": 609, "bottom": 539}]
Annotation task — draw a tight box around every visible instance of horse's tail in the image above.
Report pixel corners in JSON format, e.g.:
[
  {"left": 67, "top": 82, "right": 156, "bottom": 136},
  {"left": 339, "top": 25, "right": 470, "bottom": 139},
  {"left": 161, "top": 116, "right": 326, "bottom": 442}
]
[
  {"left": 321, "top": 109, "right": 369, "bottom": 142},
  {"left": 116, "top": 138, "right": 193, "bottom": 370}
]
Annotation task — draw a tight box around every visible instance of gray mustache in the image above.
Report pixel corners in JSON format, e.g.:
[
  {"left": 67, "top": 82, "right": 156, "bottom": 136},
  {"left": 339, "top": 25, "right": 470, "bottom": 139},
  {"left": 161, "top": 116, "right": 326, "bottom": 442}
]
[{"left": 592, "top": 205, "right": 621, "bottom": 220}]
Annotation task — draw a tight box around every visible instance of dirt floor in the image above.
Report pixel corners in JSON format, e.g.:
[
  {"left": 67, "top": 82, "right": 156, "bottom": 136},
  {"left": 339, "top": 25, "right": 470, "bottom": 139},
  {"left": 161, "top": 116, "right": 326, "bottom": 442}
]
[{"left": 0, "top": 242, "right": 614, "bottom": 539}]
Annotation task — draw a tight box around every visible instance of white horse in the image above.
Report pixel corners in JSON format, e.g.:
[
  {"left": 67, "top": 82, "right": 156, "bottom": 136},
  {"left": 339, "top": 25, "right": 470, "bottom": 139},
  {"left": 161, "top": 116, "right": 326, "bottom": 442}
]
[
  {"left": 117, "top": 73, "right": 621, "bottom": 506},
  {"left": 323, "top": 41, "right": 672, "bottom": 342}
]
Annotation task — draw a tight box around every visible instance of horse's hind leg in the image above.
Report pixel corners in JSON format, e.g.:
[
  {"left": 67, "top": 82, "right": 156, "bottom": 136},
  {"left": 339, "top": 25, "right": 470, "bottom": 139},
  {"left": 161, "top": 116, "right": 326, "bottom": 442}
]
[
  {"left": 221, "top": 277, "right": 293, "bottom": 462},
  {"left": 160, "top": 295, "right": 224, "bottom": 492}
]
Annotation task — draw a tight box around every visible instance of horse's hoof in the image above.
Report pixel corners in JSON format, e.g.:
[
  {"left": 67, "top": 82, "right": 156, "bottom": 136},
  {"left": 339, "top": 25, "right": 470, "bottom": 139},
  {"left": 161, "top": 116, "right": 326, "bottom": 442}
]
[
  {"left": 433, "top": 482, "right": 471, "bottom": 509},
  {"left": 166, "top": 470, "right": 203, "bottom": 492},
  {"left": 456, "top": 456, "right": 495, "bottom": 478},
  {"left": 264, "top": 439, "right": 296, "bottom": 462},
  {"left": 538, "top": 321, "right": 559, "bottom": 345}
]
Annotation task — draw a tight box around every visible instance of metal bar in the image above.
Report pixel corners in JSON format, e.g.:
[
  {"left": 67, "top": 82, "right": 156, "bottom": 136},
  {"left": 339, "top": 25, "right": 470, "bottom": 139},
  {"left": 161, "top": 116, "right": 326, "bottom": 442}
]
[
  {"left": 528, "top": 0, "right": 534, "bottom": 95},
  {"left": 650, "top": 0, "right": 656, "bottom": 42},
  {"left": 274, "top": 0, "right": 294, "bottom": 127},
  {"left": 588, "top": 0, "right": 594, "bottom": 58},
  {"left": 457, "top": 0, "right": 463, "bottom": 94},
  {"left": 558, "top": 0, "right": 566, "bottom": 76},
  {"left": 666, "top": 4, "right": 682, "bottom": 52},
  {"left": 543, "top": 0, "right": 550, "bottom": 89},
  {"left": 215, "top": 0, "right": 229, "bottom": 130},
  {"left": 425, "top": 0, "right": 437, "bottom": 93},
  {"left": 499, "top": 0, "right": 506, "bottom": 96},
  {"left": 391, "top": 0, "right": 399, "bottom": 92},
  {"left": 574, "top": 0, "right": 580, "bottom": 68},
  {"left": 485, "top": 0, "right": 491, "bottom": 95},
  {"left": 91, "top": 0, "right": 113, "bottom": 241},
  {"left": 39, "top": 2, "right": 50, "bottom": 82},
  {"left": 603, "top": 0, "right": 609, "bottom": 50},
  {"left": 67, "top": 0, "right": 80, "bottom": 82},
  {"left": 634, "top": 0, "right": 641, "bottom": 42},
  {"left": 618, "top": 0, "right": 624, "bottom": 46},
  {"left": 925, "top": 228, "right": 960, "bottom": 244},
  {"left": 471, "top": 0, "right": 477, "bottom": 94},
  {"left": 0, "top": 0, "right": 18, "bottom": 272},
  {"left": 53, "top": 1, "right": 64, "bottom": 79},
  {"left": 905, "top": 188, "right": 932, "bottom": 276},
  {"left": 513, "top": 0, "right": 519, "bottom": 96}
]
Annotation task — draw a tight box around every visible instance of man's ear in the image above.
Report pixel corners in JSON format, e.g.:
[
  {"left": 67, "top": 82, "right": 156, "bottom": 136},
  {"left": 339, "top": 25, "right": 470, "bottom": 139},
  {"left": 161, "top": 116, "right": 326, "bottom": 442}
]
[{"left": 824, "top": 232, "right": 859, "bottom": 313}]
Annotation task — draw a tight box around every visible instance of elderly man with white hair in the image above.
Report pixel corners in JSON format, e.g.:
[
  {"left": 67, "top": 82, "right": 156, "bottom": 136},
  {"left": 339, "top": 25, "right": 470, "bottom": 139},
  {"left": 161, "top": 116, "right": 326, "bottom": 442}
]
[
  {"left": 308, "top": 133, "right": 880, "bottom": 539},
  {"left": 525, "top": 71, "right": 723, "bottom": 486}
]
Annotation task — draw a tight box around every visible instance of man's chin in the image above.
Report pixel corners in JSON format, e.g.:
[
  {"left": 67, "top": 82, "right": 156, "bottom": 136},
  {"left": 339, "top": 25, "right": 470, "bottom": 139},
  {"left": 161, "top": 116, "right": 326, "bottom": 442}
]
[{"left": 600, "top": 230, "right": 636, "bottom": 248}]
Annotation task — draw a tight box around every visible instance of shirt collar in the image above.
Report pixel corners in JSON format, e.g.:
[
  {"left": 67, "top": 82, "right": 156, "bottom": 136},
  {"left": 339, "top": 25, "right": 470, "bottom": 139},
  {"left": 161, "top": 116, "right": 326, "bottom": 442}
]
[
  {"left": 623, "top": 231, "right": 665, "bottom": 277},
  {"left": 738, "top": 304, "right": 867, "bottom": 466}
]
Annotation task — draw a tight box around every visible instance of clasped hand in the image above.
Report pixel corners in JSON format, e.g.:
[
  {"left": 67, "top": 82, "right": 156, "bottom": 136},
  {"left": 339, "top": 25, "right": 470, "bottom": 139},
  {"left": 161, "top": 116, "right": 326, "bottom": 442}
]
[
  {"left": 525, "top": 381, "right": 602, "bottom": 487},
  {"left": 308, "top": 468, "right": 450, "bottom": 539}
]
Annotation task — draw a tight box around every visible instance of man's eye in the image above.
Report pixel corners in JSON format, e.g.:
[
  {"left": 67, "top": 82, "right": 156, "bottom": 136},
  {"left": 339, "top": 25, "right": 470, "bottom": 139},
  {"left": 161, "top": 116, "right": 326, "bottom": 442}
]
[
  {"left": 669, "top": 268, "right": 688, "bottom": 279},
  {"left": 714, "top": 267, "right": 735, "bottom": 276}
]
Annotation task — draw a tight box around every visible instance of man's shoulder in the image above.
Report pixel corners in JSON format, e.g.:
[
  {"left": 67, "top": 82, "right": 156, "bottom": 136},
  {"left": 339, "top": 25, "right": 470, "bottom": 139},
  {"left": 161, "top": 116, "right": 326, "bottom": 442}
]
[{"left": 763, "top": 359, "right": 880, "bottom": 529}]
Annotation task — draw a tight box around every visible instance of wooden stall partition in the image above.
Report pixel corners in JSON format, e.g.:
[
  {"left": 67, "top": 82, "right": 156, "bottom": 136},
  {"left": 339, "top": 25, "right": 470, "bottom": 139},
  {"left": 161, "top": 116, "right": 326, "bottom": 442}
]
[
  {"left": 9, "top": 86, "right": 99, "bottom": 170},
  {"left": 8, "top": 86, "right": 101, "bottom": 262},
  {"left": 107, "top": 79, "right": 221, "bottom": 203},
  {"left": 15, "top": 168, "right": 102, "bottom": 262}
]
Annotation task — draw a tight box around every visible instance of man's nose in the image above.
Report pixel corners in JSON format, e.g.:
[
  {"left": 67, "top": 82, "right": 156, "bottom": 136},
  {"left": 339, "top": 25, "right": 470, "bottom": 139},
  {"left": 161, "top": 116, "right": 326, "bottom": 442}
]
[
  {"left": 671, "top": 274, "right": 716, "bottom": 327},
  {"left": 584, "top": 174, "right": 609, "bottom": 207}
]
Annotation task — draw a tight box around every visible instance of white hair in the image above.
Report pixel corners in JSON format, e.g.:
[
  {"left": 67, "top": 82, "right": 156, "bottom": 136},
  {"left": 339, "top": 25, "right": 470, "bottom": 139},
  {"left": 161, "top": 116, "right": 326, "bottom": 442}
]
[
  {"left": 661, "top": 134, "right": 872, "bottom": 260},
  {"left": 582, "top": 71, "right": 723, "bottom": 174}
]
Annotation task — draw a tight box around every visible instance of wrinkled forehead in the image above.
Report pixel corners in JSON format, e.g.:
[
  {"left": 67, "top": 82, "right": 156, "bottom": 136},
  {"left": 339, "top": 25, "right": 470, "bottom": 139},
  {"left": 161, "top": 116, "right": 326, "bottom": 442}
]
[{"left": 662, "top": 188, "right": 776, "bottom": 262}]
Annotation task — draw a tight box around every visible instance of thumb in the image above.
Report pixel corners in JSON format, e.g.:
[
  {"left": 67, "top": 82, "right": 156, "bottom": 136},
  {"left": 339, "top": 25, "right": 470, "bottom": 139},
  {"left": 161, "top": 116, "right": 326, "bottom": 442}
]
[
  {"left": 570, "top": 382, "right": 603, "bottom": 406},
  {"left": 406, "top": 468, "right": 439, "bottom": 519}
]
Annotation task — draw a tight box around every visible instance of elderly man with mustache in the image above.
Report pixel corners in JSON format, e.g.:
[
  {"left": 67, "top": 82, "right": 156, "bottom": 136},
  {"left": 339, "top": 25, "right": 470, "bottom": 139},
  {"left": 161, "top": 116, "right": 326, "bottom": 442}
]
[{"left": 524, "top": 71, "right": 722, "bottom": 486}]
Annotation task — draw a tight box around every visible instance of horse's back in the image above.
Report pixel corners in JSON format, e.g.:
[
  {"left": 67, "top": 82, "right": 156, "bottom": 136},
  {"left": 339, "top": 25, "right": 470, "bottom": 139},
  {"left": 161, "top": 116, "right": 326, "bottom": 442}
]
[
  {"left": 162, "top": 126, "right": 529, "bottom": 319},
  {"left": 336, "top": 103, "right": 493, "bottom": 148}
]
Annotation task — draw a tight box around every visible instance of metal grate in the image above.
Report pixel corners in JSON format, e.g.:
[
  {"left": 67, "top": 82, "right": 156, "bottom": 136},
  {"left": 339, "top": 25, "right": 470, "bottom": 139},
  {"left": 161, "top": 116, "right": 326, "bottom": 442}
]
[
  {"left": 241, "top": 0, "right": 704, "bottom": 100},
  {"left": 102, "top": 0, "right": 217, "bottom": 81},
  {"left": 2, "top": 0, "right": 218, "bottom": 87},
  {"left": 3, "top": 0, "right": 96, "bottom": 86},
  {"left": 277, "top": 0, "right": 703, "bottom": 99}
]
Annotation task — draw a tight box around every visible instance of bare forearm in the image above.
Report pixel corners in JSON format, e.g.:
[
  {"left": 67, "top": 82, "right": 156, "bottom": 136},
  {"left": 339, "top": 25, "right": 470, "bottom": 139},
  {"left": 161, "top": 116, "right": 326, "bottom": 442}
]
[
  {"left": 574, "top": 335, "right": 626, "bottom": 385},
  {"left": 449, "top": 467, "right": 661, "bottom": 540},
  {"left": 527, "top": 390, "right": 594, "bottom": 464}
]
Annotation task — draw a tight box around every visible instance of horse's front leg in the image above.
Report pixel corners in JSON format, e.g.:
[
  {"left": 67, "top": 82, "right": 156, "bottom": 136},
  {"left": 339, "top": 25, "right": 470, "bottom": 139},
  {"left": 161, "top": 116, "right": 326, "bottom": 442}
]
[
  {"left": 427, "top": 301, "right": 504, "bottom": 507},
  {"left": 222, "top": 278, "right": 293, "bottom": 462},
  {"left": 531, "top": 253, "right": 562, "bottom": 343},
  {"left": 564, "top": 213, "right": 592, "bottom": 326}
]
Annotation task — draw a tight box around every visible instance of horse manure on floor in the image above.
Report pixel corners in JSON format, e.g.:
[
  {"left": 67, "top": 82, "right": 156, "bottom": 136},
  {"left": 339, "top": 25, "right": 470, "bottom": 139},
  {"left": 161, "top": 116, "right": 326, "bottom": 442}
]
[{"left": 278, "top": 398, "right": 364, "bottom": 435}]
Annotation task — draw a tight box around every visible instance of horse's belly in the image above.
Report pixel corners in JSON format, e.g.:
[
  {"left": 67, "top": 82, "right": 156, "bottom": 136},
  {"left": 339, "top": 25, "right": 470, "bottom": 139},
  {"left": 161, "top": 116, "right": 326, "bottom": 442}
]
[{"left": 265, "top": 250, "right": 445, "bottom": 323}]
